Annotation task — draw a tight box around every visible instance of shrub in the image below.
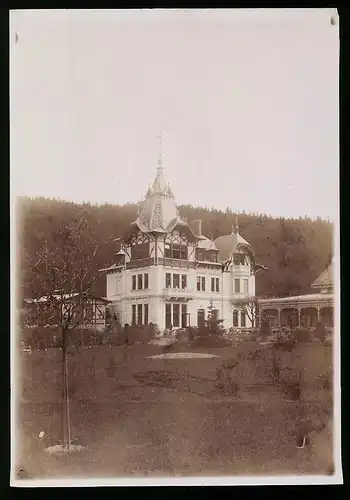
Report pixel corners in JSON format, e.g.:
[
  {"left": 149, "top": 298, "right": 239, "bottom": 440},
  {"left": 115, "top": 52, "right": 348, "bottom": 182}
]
[
  {"left": 315, "top": 322, "right": 327, "bottom": 343},
  {"left": 284, "top": 380, "right": 301, "bottom": 401},
  {"left": 318, "top": 371, "right": 332, "bottom": 390},
  {"left": 21, "top": 326, "right": 59, "bottom": 348},
  {"left": 292, "top": 328, "right": 312, "bottom": 343},
  {"left": 260, "top": 319, "right": 271, "bottom": 339},
  {"left": 126, "top": 325, "right": 154, "bottom": 345},
  {"left": 186, "top": 326, "right": 197, "bottom": 341},
  {"left": 215, "top": 367, "right": 239, "bottom": 396},
  {"left": 148, "top": 322, "right": 160, "bottom": 337}
]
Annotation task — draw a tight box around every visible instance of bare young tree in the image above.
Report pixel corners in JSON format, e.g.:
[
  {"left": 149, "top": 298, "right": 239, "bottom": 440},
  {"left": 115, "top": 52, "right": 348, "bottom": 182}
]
[
  {"left": 21, "top": 210, "right": 110, "bottom": 451},
  {"left": 232, "top": 295, "right": 259, "bottom": 328}
]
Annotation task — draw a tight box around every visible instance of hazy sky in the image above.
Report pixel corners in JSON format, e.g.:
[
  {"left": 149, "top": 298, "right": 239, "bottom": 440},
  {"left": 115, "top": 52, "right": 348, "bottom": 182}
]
[{"left": 10, "top": 9, "right": 339, "bottom": 220}]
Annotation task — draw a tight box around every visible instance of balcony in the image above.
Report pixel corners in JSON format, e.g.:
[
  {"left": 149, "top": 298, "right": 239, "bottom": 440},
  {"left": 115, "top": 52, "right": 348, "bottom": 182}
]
[{"left": 162, "top": 287, "right": 195, "bottom": 301}]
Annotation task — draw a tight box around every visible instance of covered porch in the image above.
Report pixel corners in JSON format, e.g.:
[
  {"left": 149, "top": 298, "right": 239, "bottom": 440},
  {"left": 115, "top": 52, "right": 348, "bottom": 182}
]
[{"left": 259, "top": 294, "right": 334, "bottom": 328}]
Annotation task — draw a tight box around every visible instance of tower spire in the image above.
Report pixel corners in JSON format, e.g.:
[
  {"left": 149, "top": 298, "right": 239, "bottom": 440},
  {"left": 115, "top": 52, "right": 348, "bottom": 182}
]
[
  {"left": 157, "top": 132, "right": 163, "bottom": 170},
  {"left": 232, "top": 213, "right": 239, "bottom": 234}
]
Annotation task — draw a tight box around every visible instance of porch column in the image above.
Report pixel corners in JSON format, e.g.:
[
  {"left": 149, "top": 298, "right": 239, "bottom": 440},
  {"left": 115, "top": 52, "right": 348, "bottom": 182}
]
[
  {"left": 277, "top": 308, "right": 281, "bottom": 327},
  {"left": 316, "top": 306, "right": 320, "bottom": 323},
  {"left": 297, "top": 307, "right": 301, "bottom": 327}
]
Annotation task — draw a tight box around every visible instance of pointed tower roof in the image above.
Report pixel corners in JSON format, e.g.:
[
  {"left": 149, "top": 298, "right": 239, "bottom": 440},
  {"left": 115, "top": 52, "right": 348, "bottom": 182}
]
[
  {"left": 133, "top": 164, "right": 188, "bottom": 234},
  {"left": 311, "top": 259, "right": 333, "bottom": 290}
]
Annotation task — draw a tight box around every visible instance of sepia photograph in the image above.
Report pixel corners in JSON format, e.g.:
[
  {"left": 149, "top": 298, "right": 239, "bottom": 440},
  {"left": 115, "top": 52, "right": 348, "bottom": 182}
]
[{"left": 10, "top": 8, "right": 341, "bottom": 486}]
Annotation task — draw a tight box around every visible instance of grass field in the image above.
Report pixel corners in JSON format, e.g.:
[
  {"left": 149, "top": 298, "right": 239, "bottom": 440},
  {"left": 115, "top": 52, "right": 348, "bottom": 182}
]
[{"left": 14, "top": 341, "right": 333, "bottom": 480}]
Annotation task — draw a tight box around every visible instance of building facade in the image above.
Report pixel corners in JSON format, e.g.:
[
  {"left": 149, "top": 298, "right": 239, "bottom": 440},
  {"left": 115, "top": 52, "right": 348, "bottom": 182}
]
[
  {"left": 258, "top": 260, "right": 334, "bottom": 328},
  {"left": 100, "top": 163, "right": 265, "bottom": 331}
]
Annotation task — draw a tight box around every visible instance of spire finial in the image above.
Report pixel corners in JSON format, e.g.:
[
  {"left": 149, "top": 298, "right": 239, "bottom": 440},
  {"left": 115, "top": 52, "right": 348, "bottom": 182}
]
[
  {"left": 232, "top": 214, "right": 239, "bottom": 234},
  {"left": 157, "top": 132, "right": 163, "bottom": 170}
]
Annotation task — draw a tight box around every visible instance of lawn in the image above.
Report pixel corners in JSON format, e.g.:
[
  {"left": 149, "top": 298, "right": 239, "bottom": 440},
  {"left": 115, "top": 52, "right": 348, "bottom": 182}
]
[{"left": 14, "top": 341, "right": 333, "bottom": 480}]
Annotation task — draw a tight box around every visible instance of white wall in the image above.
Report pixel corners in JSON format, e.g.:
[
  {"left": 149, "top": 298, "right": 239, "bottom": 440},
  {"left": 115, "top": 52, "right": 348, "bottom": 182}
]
[{"left": 104, "top": 253, "right": 256, "bottom": 330}]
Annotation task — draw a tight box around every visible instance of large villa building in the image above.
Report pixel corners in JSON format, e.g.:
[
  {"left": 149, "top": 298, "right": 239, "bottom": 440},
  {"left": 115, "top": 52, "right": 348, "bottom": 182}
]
[{"left": 100, "top": 162, "right": 266, "bottom": 330}]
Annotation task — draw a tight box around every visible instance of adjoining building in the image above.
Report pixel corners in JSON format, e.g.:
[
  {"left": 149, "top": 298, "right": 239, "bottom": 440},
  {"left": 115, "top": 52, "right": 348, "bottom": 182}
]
[
  {"left": 100, "top": 162, "right": 266, "bottom": 331},
  {"left": 258, "top": 259, "right": 334, "bottom": 328},
  {"left": 23, "top": 292, "right": 111, "bottom": 331}
]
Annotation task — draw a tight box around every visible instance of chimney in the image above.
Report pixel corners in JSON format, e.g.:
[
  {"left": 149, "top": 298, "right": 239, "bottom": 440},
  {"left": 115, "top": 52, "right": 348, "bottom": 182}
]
[{"left": 192, "top": 220, "right": 203, "bottom": 237}]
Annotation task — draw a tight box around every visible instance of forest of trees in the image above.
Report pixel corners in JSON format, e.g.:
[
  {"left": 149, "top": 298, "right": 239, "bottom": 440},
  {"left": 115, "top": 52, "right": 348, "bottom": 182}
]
[{"left": 17, "top": 196, "right": 333, "bottom": 300}]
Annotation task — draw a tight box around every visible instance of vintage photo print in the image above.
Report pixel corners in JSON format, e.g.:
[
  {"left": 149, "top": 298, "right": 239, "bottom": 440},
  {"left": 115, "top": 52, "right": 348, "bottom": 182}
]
[{"left": 10, "top": 8, "right": 341, "bottom": 486}]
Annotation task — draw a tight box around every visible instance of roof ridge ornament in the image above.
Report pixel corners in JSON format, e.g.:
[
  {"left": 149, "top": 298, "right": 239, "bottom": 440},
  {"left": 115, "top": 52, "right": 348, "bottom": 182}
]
[{"left": 232, "top": 214, "right": 239, "bottom": 234}]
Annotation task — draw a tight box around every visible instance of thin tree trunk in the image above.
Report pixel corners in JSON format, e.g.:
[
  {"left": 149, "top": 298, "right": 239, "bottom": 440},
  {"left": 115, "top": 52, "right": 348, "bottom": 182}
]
[
  {"left": 61, "top": 335, "right": 66, "bottom": 447},
  {"left": 65, "top": 354, "right": 71, "bottom": 450},
  {"left": 61, "top": 328, "right": 71, "bottom": 450}
]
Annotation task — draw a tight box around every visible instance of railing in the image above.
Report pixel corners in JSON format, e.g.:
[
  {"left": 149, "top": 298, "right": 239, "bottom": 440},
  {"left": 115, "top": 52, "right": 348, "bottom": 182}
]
[
  {"left": 126, "top": 258, "right": 153, "bottom": 270},
  {"left": 162, "top": 287, "right": 195, "bottom": 300},
  {"left": 158, "top": 258, "right": 196, "bottom": 269}
]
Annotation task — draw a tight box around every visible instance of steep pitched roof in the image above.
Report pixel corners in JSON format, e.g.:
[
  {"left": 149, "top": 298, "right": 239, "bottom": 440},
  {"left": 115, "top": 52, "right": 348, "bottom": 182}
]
[
  {"left": 197, "top": 237, "right": 219, "bottom": 251},
  {"left": 214, "top": 231, "right": 253, "bottom": 263},
  {"left": 311, "top": 260, "right": 333, "bottom": 289}
]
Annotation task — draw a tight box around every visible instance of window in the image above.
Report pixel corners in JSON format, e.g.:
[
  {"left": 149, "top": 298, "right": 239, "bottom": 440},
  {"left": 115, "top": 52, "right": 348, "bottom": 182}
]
[
  {"left": 165, "top": 273, "right": 171, "bottom": 288},
  {"left": 144, "top": 304, "right": 149, "bottom": 325},
  {"left": 243, "top": 279, "right": 249, "bottom": 294},
  {"left": 144, "top": 273, "right": 149, "bottom": 289},
  {"left": 165, "top": 304, "right": 172, "bottom": 329},
  {"left": 233, "top": 254, "right": 246, "bottom": 266},
  {"left": 196, "top": 249, "right": 204, "bottom": 261},
  {"left": 132, "top": 304, "right": 136, "bottom": 325},
  {"left": 137, "top": 304, "right": 143, "bottom": 325},
  {"left": 181, "top": 304, "right": 188, "bottom": 328},
  {"left": 233, "top": 310, "right": 238, "bottom": 327},
  {"left": 173, "top": 274, "right": 180, "bottom": 289},
  {"left": 181, "top": 274, "right": 187, "bottom": 289},
  {"left": 211, "top": 277, "right": 220, "bottom": 292},
  {"left": 173, "top": 304, "right": 180, "bottom": 327},
  {"left": 173, "top": 245, "right": 180, "bottom": 259},
  {"left": 197, "top": 309, "right": 205, "bottom": 328},
  {"left": 165, "top": 244, "right": 188, "bottom": 260},
  {"left": 164, "top": 244, "right": 171, "bottom": 258},
  {"left": 197, "top": 276, "right": 205, "bottom": 291},
  {"left": 241, "top": 312, "right": 246, "bottom": 327},
  {"left": 132, "top": 275, "right": 136, "bottom": 290},
  {"left": 235, "top": 279, "right": 240, "bottom": 293},
  {"left": 131, "top": 242, "right": 149, "bottom": 261},
  {"left": 137, "top": 274, "right": 143, "bottom": 290},
  {"left": 180, "top": 246, "right": 188, "bottom": 260}
]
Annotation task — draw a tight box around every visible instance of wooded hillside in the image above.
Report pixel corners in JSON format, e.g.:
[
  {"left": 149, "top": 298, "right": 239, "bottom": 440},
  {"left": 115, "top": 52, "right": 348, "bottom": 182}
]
[{"left": 17, "top": 196, "right": 333, "bottom": 299}]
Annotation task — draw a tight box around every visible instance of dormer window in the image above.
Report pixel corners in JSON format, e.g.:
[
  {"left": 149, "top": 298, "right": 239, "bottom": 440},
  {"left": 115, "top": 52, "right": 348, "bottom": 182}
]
[
  {"left": 196, "top": 249, "right": 205, "bottom": 261},
  {"left": 233, "top": 253, "right": 246, "bottom": 266},
  {"left": 205, "top": 251, "right": 218, "bottom": 263}
]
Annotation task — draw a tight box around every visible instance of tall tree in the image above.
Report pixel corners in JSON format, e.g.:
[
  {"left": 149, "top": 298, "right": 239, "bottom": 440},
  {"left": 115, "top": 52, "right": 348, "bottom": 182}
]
[
  {"left": 232, "top": 296, "right": 259, "bottom": 328},
  {"left": 22, "top": 209, "right": 108, "bottom": 450}
]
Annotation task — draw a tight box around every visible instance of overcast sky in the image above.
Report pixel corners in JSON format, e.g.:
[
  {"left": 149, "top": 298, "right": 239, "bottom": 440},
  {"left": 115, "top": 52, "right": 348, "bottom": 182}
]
[{"left": 10, "top": 9, "right": 338, "bottom": 220}]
